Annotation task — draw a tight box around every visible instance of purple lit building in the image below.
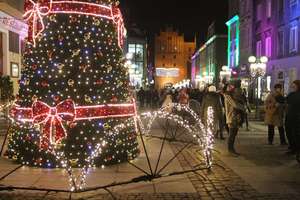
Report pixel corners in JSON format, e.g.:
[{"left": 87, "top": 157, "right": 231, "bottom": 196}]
[
  {"left": 230, "top": 0, "right": 300, "bottom": 98},
  {"left": 265, "top": 0, "right": 300, "bottom": 95}
]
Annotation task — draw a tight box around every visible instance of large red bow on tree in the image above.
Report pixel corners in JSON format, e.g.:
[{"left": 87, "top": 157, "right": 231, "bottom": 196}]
[{"left": 32, "top": 99, "right": 75, "bottom": 149}]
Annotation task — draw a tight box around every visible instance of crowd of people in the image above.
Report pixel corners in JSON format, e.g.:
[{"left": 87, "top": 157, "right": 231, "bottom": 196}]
[
  {"left": 136, "top": 80, "right": 300, "bottom": 161},
  {"left": 264, "top": 80, "right": 300, "bottom": 162}
]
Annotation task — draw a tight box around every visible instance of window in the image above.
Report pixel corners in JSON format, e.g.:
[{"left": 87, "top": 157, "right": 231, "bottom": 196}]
[
  {"left": 290, "top": 0, "right": 298, "bottom": 7},
  {"left": 256, "top": 4, "right": 262, "bottom": 21},
  {"left": 10, "top": 62, "right": 19, "bottom": 78},
  {"left": 289, "top": 26, "right": 298, "bottom": 53},
  {"left": 267, "top": 0, "right": 272, "bottom": 18},
  {"left": 279, "top": 0, "right": 284, "bottom": 14},
  {"left": 277, "top": 31, "right": 284, "bottom": 56},
  {"left": 128, "top": 44, "right": 135, "bottom": 53},
  {"left": 290, "top": 0, "right": 298, "bottom": 14},
  {"left": 265, "top": 36, "right": 272, "bottom": 57},
  {"left": 256, "top": 40, "right": 262, "bottom": 57},
  {"left": 9, "top": 31, "right": 19, "bottom": 53}
]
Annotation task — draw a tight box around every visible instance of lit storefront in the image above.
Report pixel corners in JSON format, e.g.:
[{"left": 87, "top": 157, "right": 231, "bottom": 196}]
[
  {"left": 126, "top": 42, "right": 147, "bottom": 88},
  {"left": 0, "top": 9, "right": 28, "bottom": 94}
]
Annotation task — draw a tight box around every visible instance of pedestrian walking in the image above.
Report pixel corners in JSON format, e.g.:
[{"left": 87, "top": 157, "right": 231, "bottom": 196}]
[
  {"left": 178, "top": 88, "right": 189, "bottom": 105},
  {"left": 200, "top": 85, "right": 224, "bottom": 139},
  {"left": 285, "top": 80, "right": 300, "bottom": 161},
  {"left": 220, "top": 84, "right": 229, "bottom": 134},
  {"left": 137, "top": 87, "right": 145, "bottom": 109},
  {"left": 145, "top": 89, "right": 152, "bottom": 108},
  {"left": 242, "top": 88, "right": 251, "bottom": 131},
  {"left": 223, "top": 83, "right": 245, "bottom": 156},
  {"left": 152, "top": 89, "right": 160, "bottom": 109},
  {"left": 264, "top": 84, "right": 287, "bottom": 145},
  {"left": 162, "top": 93, "right": 173, "bottom": 113}
]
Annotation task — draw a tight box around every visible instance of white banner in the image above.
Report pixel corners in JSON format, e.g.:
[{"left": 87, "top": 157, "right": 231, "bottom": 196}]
[{"left": 156, "top": 68, "right": 179, "bottom": 77}]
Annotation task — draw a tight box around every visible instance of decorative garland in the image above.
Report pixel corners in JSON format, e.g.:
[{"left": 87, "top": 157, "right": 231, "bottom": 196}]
[
  {"left": 10, "top": 99, "right": 136, "bottom": 150},
  {"left": 24, "top": 0, "right": 125, "bottom": 47}
]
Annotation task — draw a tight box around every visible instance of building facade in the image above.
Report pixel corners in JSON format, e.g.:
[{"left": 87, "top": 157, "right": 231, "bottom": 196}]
[
  {"left": 266, "top": 0, "right": 300, "bottom": 95},
  {"left": 239, "top": 0, "right": 254, "bottom": 77},
  {"left": 192, "top": 22, "right": 227, "bottom": 88},
  {"left": 154, "top": 28, "right": 196, "bottom": 89},
  {"left": 0, "top": 0, "right": 27, "bottom": 94},
  {"left": 229, "top": 0, "right": 300, "bottom": 96}
]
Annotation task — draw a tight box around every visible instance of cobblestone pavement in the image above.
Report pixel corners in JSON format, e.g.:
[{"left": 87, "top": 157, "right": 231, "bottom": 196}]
[{"left": 0, "top": 121, "right": 300, "bottom": 199}]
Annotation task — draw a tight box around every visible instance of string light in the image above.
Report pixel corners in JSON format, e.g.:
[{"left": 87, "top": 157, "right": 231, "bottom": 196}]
[{"left": 24, "top": 0, "right": 125, "bottom": 47}]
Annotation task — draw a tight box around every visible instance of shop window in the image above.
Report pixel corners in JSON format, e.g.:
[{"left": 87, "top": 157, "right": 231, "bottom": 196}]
[
  {"left": 267, "top": 0, "right": 272, "bottom": 18},
  {"left": 256, "top": 40, "right": 262, "bottom": 57},
  {"left": 11, "top": 62, "right": 19, "bottom": 78},
  {"left": 277, "top": 31, "right": 284, "bottom": 56},
  {"left": 256, "top": 4, "right": 262, "bottom": 21},
  {"left": 9, "top": 31, "right": 19, "bottom": 54}
]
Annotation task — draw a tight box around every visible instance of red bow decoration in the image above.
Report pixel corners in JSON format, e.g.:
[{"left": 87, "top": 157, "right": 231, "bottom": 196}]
[
  {"left": 23, "top": 1, "right": 125, "bottom": 47},
  {"left": 23, "top": 0, "right": 52, "bottom": 46},
  {"left": 32, "top": 99, "right": 75, "bottom": 149}
]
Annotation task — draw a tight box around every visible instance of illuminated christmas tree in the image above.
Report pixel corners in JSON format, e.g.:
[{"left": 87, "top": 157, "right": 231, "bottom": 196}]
[{"left": 7, "top": 0, "right": 139, "bottom": 168}]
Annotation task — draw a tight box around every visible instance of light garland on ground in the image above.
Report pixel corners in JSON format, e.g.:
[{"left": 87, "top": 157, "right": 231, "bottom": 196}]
[{"left": 7, "top": 102, "right": 214, "bottom": 191}]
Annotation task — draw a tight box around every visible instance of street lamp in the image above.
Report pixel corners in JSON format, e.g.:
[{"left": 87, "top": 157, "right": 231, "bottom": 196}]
[
  {"left": 219, "top": 66, "right": 232, "bottom": 83},
  {"left": 203, "top": 72, "right": 214, "bottom": 84},
  {"left": 248, "top": 56, "right": 268, "bottom": 119}
]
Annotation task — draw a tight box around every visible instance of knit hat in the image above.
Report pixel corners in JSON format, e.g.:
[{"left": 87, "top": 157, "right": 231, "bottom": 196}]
[{"left": 208, "top": 85, "right": 217, "bottom": 92}]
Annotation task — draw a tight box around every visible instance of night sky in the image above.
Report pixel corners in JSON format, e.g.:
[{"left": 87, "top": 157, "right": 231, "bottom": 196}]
[{"left": 120, "top": 0, "right": 229, "bottom": 45}]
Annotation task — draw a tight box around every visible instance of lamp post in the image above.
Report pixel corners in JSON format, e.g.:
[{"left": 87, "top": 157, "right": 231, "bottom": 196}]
[
  {"left": 219, "top": 66, "right": 232, "bottom": 84},
  {"left": 203, "top": 72, "right": 214, "bottom": 84},
  {"left": 248, "top": 56, "right": 268, "bottom": 119}
]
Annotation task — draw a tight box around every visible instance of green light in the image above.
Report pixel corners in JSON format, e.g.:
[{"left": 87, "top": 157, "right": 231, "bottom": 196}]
[
  {"left": 226, "top": 15, "right": 240, "bottom": 68},
  {"left": 226, "top": 15, "right": 239, "bottom": 26},
  {"left": 227, "top": 25, "right": 231, "bottom": 67},
  {"left": 236, "top": 19, "right": 240, "bottom": 67}
]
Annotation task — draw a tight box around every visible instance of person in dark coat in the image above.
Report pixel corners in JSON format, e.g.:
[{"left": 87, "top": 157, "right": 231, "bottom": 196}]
[
  {"left": 152, "top": 89, "right": 160, "bottom": 109},
  {"left": 285, "top": 80, "right": 300, "bottom": 160},
  {"left": 224, "top": 83, "right": 245, "bottom": 156},
  {"left": 201, "top": 85, "right": 224, "bottom": 139},
  {"left": 137, "top": 87, "right": 145, "bottom": 109}
]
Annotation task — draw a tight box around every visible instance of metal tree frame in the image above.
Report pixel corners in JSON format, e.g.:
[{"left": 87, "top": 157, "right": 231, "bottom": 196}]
[{"left": 0, "top": 103, "right": 221, "bottom": 199}]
